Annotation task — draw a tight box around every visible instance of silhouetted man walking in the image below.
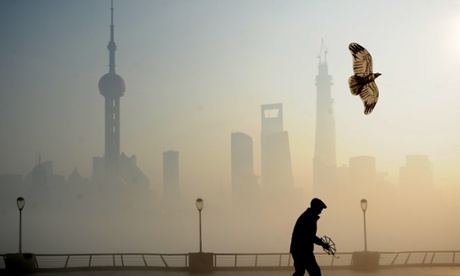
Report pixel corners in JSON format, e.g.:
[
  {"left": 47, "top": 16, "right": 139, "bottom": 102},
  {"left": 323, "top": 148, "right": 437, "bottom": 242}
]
[{"left": 290, "top": 198, "right": 329, "bottom": 276}]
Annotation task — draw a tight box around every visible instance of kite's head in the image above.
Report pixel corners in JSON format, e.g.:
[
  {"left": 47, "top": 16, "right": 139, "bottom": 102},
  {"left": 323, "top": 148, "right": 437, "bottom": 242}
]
[{"left": 374, "top": 72, "right": 382, "bottom": 78}]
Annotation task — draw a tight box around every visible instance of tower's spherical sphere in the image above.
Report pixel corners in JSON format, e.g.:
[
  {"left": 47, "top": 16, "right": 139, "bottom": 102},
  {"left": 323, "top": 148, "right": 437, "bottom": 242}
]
[
  {"left": 99, "top": 73, "right": 125, "bottom": 97},
  {"left": 107, "top": 41, "right": 117, "bottom": 52}
]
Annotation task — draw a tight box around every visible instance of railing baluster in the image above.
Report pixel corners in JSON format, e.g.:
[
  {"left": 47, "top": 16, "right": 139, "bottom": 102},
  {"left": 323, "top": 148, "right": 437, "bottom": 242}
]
[
  {"left": 404, "top": 252, "right": 410, "bottom": 265},
  {"left": 160, "top": 254, "right": 168, "bottom": 267},
  {"left": 390, "top": 252, "right": 398, "bottom": 265},
  {"left": 142, "top": 254, "right": 147, "bottom": 267},
  {"left": 212, "top": 254, "right": 215, "bottom": 268},
  {"left": 64, "top": 255, "right": 70, "bottom": 268},
  {"left": 34, "top": 255, "right": 39, "bottom": 269}
]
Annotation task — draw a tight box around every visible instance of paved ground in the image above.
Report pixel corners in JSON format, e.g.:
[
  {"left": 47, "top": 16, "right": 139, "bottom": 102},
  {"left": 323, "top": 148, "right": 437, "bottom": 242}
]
[{"left": 20, "top": 267, "right": 460, "bottom": 276}]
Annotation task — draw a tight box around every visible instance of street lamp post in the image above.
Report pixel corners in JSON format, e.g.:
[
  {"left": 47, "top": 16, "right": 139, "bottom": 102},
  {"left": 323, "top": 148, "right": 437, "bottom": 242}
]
[
  {"left": 17, "top": 197, "right": 25, "bottom": 254},
  {"left": 195, "top": 198, "right": 203, "bottom": 253},
  {"left": 352, "top": 199, "right": 379, "bottom": 271},
  {"left": 360, "top": 199, "right": 368, "bottom": 252}
]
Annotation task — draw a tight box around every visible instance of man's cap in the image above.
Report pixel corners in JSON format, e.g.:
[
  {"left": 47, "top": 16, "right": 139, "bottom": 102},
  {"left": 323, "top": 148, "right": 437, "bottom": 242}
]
[{"left": 311, "top": 198, "right": 327, "bottom": 209}]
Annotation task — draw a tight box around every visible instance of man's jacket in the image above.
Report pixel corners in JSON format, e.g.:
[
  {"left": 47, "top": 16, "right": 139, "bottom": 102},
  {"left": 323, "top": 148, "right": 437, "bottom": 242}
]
[{"left": 290, "top": 208, "right": 323, "bottom": 254}]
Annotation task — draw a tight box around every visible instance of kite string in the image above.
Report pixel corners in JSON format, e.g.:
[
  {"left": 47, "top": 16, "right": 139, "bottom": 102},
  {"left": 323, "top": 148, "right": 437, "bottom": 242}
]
[{"left": 377, "top": 81, "right": 441, "bottom": 101}]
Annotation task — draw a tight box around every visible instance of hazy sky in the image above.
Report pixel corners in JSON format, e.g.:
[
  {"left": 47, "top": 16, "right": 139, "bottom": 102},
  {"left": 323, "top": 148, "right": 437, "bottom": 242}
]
[{"left": 1, "top": 0, "right": 460, "bottom": 194}]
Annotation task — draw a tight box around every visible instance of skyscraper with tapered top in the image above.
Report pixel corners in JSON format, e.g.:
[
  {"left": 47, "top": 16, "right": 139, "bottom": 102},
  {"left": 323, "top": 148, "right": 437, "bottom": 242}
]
[
  {"left": 98, "top": 0, "right": 125, "bottom": 178},
  {"left": 313, "top": 40, "right": 337, "bottom": 196}
]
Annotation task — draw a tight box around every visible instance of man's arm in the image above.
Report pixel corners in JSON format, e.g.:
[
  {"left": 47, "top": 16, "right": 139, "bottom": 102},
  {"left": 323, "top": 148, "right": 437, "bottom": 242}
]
[
  {"left": 313, "top": 236, "right": 323, "bottom": 246},
  {"left": 314, "top": 236, "right": 330, "bottom": 250}
]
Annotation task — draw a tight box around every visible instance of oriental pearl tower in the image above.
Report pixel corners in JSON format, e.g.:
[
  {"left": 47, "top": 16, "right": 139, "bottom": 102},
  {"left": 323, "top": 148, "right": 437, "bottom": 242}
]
[{"left": 98, "top": 0, "right": 125, "bottom": 178}]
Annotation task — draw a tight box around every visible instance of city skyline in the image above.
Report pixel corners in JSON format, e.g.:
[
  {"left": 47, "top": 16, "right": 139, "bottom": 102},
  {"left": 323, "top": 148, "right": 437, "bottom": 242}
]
[
  {"left": 1, "top": 0, "right": 460, "bottom": 197},
  {"left": 3, "top": 0, "right": 460, "bottom": 257}
]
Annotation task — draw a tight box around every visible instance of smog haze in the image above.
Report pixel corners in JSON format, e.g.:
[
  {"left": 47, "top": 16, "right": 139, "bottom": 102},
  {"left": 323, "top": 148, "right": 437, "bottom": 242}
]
[{"left": 1, "top": 0, "right": 460, "bottom": 255}]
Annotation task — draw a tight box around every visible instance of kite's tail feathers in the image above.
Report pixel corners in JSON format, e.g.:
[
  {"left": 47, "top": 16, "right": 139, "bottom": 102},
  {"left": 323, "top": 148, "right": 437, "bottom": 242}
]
[{"left": 348, "top": 75, "right": 363, "bottom": 96}]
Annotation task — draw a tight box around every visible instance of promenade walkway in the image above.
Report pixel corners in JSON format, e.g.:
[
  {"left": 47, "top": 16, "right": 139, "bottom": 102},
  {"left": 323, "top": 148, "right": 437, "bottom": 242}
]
[{"left": 25, "top": 267, "right": 460, "bottom": 276}]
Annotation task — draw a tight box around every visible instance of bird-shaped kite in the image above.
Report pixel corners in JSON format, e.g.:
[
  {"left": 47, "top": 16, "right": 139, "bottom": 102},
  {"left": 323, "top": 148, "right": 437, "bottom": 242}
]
[{"left": 348, "top": 42, "right": 381, "bottom": 115}]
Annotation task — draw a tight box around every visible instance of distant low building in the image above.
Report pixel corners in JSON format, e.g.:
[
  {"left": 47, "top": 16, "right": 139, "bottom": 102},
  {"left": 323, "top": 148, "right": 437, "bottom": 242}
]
[
  {"left": 119, "top": 153, "right": 150, "bottom": 190},
  {"left": 0, "top": 173, "right": 23, "bottom": 186},
  {"left": 68, "top": 168, "right": 90, "bottom": 186},
  {"left": 399, "top": 154, "right": 433, "bottom": 196},
  {"left": 23, "top": 160, "right": 67, "bottom": 187},
  {"left": 349, "top": 155, "right": 376, "bottom": 189}
]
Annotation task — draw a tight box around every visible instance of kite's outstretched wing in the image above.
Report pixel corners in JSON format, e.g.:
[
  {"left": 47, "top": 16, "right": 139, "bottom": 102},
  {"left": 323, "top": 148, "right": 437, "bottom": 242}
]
[
  {"left": 360, "top": 81, "right": 379, "bottom": 115},
  {"left": 349, "top": 42, "right": 373, "bottom": 78}
]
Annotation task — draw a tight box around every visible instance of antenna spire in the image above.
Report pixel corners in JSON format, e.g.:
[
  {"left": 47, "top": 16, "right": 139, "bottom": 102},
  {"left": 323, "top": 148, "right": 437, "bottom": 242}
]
[
  {"left": 108, "top": 0, "right": 117, "bottom": 74},
  {"left": 318, "top": 38, "right": 328, "bottom": 64},
  {"left": 110, "top": 0, "right": 114, "bottom": 40}
]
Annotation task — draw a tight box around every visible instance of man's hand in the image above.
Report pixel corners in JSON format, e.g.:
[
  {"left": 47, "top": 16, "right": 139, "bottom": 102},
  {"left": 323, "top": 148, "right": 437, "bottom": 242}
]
[{"left": 322, "top": 242, "right": 330, "bottom": 251}]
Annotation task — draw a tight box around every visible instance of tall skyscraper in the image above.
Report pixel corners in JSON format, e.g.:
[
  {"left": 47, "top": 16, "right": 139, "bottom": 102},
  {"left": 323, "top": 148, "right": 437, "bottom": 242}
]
[
  {"left": 98, "top": 1, "right": 126, "bottom": 178},
  {"left": 231, "top": 132, "right": 259, "bottom": 209},
  {"left": 163, "top": 150, "right": 180, "bottom": 201},
  {"left": 92, "top": 2, "right": 150, "bottom": 194},
  {"left": 313, "top": 41, "right": 337, "bottom": 196},
  {"left": 260, "top": 103, "right": 294, "bottom": 189},
  {"left": 231, "top": 132, "right": 255, "bottom": 184},
  {"left": 259, "top": 104, "right": 303, "bottom": 215}
]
